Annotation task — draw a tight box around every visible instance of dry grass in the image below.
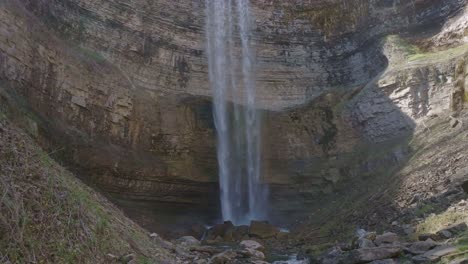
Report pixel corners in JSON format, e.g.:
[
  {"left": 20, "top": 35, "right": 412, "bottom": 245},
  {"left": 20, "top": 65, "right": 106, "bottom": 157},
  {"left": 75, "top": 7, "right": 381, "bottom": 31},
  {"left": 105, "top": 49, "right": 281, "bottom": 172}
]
[{"left": 0, "top": 117, "right": 177, "bottom": 263}]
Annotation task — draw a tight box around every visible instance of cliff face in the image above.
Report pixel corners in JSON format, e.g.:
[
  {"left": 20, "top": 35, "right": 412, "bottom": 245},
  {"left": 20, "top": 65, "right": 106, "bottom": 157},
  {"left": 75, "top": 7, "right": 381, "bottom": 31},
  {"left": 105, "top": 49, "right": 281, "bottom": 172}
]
[{"left": 0, "top": 0, "right": 467, "bottom": 220}]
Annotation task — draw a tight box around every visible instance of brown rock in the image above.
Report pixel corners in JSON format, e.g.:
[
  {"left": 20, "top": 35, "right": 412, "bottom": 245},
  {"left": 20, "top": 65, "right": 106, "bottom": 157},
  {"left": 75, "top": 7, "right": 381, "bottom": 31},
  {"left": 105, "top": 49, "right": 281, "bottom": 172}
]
[
  {"left": 205, "top": 221, "right": 234, "bottom": 241},
  {"left": 232, "top": 225, "right": 249, "bottom": 241}
]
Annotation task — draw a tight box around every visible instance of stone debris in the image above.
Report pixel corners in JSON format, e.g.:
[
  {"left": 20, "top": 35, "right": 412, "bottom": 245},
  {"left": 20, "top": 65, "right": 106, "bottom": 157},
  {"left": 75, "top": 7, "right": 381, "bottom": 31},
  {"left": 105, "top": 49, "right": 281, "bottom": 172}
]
[{"left": 317, "top": 229, "right": 462, "bottom": 264}]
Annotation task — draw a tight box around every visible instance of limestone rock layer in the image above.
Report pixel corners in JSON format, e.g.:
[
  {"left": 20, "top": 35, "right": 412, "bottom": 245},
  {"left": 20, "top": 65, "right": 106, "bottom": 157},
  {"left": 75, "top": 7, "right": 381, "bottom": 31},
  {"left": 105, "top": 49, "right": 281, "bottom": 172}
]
[{"left": 0, "top": 0, "right": 467, "bottom": 220}]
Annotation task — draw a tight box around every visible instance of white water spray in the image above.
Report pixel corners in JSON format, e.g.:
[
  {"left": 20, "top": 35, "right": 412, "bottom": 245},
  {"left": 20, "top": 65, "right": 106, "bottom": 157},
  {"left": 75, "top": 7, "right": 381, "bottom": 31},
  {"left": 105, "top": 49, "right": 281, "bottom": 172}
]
[{"left": 205, "top": 0, "right": 268, "bottom": 225}]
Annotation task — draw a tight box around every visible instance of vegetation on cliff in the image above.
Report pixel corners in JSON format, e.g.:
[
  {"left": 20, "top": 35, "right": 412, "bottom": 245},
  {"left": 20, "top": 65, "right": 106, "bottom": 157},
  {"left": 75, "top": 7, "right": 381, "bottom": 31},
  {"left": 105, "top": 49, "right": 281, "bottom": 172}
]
[{"left": 0, "top": 114, "right": 176, "bottom": 263}]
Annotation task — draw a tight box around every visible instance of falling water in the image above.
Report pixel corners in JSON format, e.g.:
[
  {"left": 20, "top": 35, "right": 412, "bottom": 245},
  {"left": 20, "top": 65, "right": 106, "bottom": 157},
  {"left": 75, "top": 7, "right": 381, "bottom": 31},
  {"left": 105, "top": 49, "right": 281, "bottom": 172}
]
[{"left": 205, "top": 0, "right": 268, "bottom": 225}]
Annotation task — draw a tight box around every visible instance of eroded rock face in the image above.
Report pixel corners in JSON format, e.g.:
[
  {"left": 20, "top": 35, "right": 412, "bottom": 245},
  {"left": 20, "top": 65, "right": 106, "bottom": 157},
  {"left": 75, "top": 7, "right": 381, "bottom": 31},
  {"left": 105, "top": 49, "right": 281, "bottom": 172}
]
[{"left": 0, "top": 0, "right": 467, "bottom": 223}]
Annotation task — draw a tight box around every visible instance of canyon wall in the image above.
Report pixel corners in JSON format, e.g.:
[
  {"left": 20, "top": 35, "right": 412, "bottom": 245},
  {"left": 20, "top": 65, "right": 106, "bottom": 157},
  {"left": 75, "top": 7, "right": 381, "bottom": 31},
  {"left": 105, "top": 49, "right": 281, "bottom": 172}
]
[{"left": 0, "top": 0, "right": 466, "bottom": 219}]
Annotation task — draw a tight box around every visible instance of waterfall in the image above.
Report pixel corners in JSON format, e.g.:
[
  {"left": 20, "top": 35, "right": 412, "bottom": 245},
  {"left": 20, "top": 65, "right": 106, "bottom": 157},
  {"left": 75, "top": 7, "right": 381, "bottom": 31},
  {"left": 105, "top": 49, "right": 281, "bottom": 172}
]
[{"left": 205, "top": 0, "right": 268, "bottom": 225}]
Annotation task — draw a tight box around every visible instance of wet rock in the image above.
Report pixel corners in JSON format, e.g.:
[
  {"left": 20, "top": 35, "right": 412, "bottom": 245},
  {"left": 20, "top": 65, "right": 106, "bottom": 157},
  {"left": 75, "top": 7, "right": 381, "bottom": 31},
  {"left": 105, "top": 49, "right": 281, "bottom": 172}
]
[
  {"left": 210, "top": 250, "right": 237, "bottom": 264},
  {"left": 249, "top": 221, "right": 280, "bottom": 239},
  {"left": 205, "top": 221, "right": 234, "bottom": 241},
  {"left": 232, "top": 225, "right": 249, "bottom": 241},
  {"left": 240, "top": 240, "right": 265, "bottom": 252},
  {"left": 190, "top": 224, "right": 207, "bottom": 240},
  {"left": 374, "top": 232, "right": 399, "bottom": 246},
  {"left": 407, "top": 239, "right": 437, "bottom": 255}
]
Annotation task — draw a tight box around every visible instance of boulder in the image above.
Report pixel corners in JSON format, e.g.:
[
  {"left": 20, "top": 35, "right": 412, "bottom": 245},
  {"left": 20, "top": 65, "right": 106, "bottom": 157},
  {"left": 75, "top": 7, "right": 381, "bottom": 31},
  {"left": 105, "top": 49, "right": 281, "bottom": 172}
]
[
  {"left": 205, "top": 221, "right": 234, "bottom": 241},
  {"left": 249, "top": 221, "right": 280, "bottom": 239},
  {"left": 374, "top": 232, "right": 399, "bottom": 246},
  {"left": 413, "top": 245, "right": 457, "bottom": 262},
  {"left": 418, "top": 233, "right": 439, "bottom": 241},
  {"left": 407, "top": 239, "right": 437, "bottom": 255},
  {"left": 354, "top": 246, "right": 403, "bottom": 263},
  {"left": 232, "top": 225, "right": 249, "bottom": 241},
  {"left": 437, "top": 230, "right": 453, "bottom": 239},
  {"left": 440, "top": 222, "right": 467, "bottom": 235},
  {"left": 240, "top": 240, "right": 265, "bottom": 252}
]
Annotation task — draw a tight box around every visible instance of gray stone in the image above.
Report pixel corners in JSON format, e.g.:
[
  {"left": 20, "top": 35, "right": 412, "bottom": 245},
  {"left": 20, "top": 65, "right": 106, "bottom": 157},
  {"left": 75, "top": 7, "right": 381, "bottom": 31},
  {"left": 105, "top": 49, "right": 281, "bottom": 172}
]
[
  {"left": 355, "top": 246, "right": 403, "bottom": 262},
  {"left": 437, "top": 230, "right": 453, "bottom": 239},
  {"left": 358, "top": 238, "right": 376, "bottom": 249},
  {"left": 375, "top": 232, "right": 399, "bottom": 246},
  {"left": 407, "top": 239, "right": 437, "bottom": 255},
  {"left": 421, "top": 245, "right": 457, "bottom": 261},
  {"left": 240, "top": 240, "right": 265, "bottom": 252}
]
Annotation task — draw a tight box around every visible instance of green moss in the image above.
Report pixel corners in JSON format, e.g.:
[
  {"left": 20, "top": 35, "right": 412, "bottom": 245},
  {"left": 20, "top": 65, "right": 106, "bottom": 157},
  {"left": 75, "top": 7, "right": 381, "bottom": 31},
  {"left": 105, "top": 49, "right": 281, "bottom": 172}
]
[
  {"left": 415, "top": 204, "right": 435, "bottom": 217},
  {"left": 408, "top": 44, "right": 468, "bottom": 62},
  {"left": 386, "top": 35, "right": 422, "bottom": 56},
  {"left": 416, "top": 210, "right": 467, "bottom": 236}
]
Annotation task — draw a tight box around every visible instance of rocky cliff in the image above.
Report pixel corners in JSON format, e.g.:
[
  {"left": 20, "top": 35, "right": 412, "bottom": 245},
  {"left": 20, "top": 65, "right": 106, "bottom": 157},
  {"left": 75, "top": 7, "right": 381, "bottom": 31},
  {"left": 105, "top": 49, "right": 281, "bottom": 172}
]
[{"left": 0, "top": 0, "right": 467, "bottom": 228}]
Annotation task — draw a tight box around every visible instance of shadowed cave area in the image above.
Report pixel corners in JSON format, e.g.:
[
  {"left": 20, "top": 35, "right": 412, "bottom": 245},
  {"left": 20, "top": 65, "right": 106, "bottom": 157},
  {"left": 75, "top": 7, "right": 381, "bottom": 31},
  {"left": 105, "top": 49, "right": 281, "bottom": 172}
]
[{"left": 0, "top": 0, "right": 468, "bottom": 263}]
